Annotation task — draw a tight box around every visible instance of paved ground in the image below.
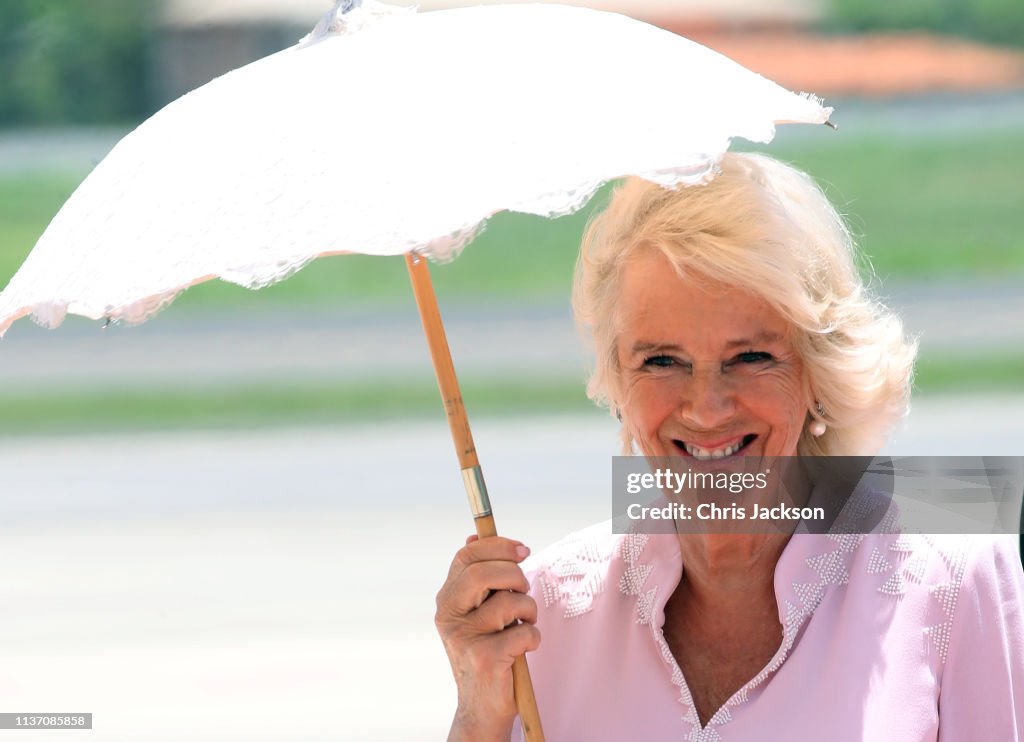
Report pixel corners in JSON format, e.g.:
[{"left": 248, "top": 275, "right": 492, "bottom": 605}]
[{"left": 0, "top": 404, "right": 1022, "bottom": 741}]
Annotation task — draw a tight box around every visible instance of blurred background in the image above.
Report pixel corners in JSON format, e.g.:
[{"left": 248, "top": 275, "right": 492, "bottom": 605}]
[{"left": 1, "top": 0, "right": 1022, "bottom": 740}]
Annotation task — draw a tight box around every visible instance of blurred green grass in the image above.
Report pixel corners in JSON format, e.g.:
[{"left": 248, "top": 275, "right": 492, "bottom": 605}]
[
  {"left": 1, "top": 352, "right": 1020, "bottom": 435},
  {"left": 0, "top": 378, "right": 594, "bottom": 435},
  {"left": 763, "top": 132, "right": 1024, "bottom": 277},
  {"left": 2, "top": 130, "right": 1023, "bottom": 309}
]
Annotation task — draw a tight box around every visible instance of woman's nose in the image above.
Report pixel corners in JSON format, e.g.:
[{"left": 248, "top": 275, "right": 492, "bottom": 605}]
[{"left": 679, "top": 365, "right": 736, "bottom": 430}]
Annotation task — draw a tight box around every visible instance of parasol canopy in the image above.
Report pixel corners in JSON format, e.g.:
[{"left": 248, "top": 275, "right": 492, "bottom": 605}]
[{"left": 0, "top": 0, "right": 831, "bottom": 336}]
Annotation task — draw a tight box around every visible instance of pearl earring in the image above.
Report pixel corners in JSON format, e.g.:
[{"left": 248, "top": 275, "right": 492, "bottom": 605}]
[{"left": 809, "top": 401, "right": 826, "bottom": 437}]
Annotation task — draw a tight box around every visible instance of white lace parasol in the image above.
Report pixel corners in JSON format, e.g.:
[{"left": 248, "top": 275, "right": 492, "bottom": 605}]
[{"left": 0, "top": 0, "right": 831, "bottom": 335}]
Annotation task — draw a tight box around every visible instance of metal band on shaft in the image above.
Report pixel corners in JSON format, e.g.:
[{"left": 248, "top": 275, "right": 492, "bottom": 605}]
[{"left": 461, "top": 465, "right": 492, "bottom": 518}]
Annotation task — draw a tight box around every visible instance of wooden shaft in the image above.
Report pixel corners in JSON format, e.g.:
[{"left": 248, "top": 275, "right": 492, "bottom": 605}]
[
  {"left": 405, "top": 252, "right": 545, "bottom": 742},
  {"left": 510, "top": 640, "right": 545, "bottom": 739},
  {"left": 405, "top": 252, "right": 478, "bottom": 469}
]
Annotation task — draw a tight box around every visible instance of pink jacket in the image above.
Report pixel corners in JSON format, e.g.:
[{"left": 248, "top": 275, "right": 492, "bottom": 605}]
[{"left": 514, "top": 523, "right": 1024, "bottom": 741}]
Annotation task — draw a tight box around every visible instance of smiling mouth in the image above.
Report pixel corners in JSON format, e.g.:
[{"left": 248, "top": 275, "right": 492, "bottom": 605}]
[{"left": 674, "top": 434, "right": 757, "bottom": 460}]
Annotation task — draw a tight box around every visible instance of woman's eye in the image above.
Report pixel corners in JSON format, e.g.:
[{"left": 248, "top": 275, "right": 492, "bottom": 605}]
[
  {"left": 732, "top": 351, "right": 774, "bottom": 365},
  {"left": 642, "top": 355, "right": 677, "bottom": 368}
]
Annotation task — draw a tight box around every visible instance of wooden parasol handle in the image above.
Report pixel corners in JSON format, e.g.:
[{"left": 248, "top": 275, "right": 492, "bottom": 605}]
[{"left": 405, "top": 252, "right": 545, "bottom": 742}]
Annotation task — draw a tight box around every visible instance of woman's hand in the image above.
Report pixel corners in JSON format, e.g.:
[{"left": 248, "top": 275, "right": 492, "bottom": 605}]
[{"left": 435, "top": 535, "right": 540, "bottom": 742}]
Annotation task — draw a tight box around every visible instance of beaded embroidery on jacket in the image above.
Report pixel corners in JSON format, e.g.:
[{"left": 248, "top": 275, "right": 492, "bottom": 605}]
[{"left": 531, "top": 510, "right": 973, "bottom": 739}]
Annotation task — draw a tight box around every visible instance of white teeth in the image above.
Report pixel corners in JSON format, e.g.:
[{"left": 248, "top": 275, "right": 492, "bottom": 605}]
[{"left": 683, "top": 439, "right": 743, "bottom": 460}]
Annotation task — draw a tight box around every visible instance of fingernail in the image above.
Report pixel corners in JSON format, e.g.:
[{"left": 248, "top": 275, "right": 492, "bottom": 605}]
[{"left": 515, "top": 545, "right": 530, "bottom": 559}]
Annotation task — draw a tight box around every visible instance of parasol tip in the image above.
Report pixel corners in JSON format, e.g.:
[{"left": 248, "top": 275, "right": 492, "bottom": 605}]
[
  {"left": 824, "top": 119, "right": 838, "bottom": 131},
  {"left": 300, "top": 0, "right": 411, "bottom": 47}
]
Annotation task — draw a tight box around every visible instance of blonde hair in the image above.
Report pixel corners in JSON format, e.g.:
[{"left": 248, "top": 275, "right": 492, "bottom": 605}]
[{"left": 573, "top": 152, "right": 916, "bottom": 456}]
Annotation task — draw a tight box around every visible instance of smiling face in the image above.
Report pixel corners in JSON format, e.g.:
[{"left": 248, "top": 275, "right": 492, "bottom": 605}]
[{"left": 615, "top": 249, "right": 812, "bottom": 461}]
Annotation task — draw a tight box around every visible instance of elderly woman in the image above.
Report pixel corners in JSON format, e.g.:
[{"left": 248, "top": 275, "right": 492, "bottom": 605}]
[{"left": 435, "top": 153, "right": 1024, "bottom": 741}]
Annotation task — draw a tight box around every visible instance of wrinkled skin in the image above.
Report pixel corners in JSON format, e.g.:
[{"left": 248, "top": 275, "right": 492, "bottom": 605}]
[{"left": 435, "top": 535, "right": 538, "bottom": 741}]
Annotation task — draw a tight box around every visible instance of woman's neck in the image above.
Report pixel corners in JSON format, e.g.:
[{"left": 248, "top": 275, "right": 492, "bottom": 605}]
[
  {"left": 664, "top": 533, "right": 790, "bottom": 727},
  {"left": 673, "top": 533, "right": 789, "bottom": 612}
]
